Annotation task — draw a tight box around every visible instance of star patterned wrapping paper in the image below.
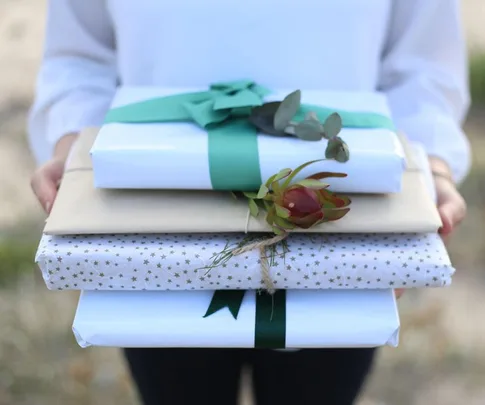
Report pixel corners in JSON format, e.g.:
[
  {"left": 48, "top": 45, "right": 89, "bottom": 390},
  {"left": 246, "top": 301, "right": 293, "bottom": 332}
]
[{"left": 35, "top": 232, "right": 454, "bottom": 291}]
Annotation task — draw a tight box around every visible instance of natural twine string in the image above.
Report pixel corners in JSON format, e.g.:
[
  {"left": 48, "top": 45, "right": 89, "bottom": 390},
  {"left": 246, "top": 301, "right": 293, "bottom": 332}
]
[{"left": 231, "top": 232, "right": 288, "bottom": 294}]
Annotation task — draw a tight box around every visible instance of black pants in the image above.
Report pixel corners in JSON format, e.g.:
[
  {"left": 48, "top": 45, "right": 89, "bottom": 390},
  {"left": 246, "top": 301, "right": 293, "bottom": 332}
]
[{"left": 124, "top": 348, "right": 377, "bottom": 405}]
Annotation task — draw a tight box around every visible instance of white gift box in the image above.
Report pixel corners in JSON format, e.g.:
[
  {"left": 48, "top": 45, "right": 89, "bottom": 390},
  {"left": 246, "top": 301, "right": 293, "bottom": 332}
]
[
  {"left": 72, "top": 289, "right": 400, "bottom": 348},
  {"left": 91, "top": 87, "right": 406, "bottom": 193},
  {"left": 35, "top": 232, "right": 454, "bottom": 291}
]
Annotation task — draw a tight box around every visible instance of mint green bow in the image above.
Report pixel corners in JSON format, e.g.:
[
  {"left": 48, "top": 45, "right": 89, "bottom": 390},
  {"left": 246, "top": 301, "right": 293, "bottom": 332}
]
[{"left": 104, "top": 80, "right": 395, "bottom": 191}]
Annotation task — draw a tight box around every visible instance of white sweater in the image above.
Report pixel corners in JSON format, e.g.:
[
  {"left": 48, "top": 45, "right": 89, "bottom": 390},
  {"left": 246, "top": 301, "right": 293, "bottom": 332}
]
[{"left": 28, "top": 0, "right": 471, "bottom": 183}]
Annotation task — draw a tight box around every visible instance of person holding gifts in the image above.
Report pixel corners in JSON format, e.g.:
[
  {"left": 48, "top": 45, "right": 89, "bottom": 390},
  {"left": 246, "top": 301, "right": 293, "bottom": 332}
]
[{"left": 29, "top": 1, "right": 470, "bottom": 404}]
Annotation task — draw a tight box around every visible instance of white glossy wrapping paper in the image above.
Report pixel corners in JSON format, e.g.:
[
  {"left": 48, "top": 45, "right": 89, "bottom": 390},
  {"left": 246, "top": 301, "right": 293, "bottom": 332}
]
[
  {"left": 91, "top": 87, "right": 406, "bottom": 193},
  {"left": 72, "top": 289, "right": 400, "bottom": 348}
]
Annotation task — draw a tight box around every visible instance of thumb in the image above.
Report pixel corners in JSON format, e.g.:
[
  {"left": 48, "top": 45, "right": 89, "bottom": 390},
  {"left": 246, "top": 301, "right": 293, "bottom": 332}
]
[
  {"left": 438, "top": 202, "right": 454, "bottom": 235},
  {"left": 31, "top": 170, "right": 59, "bottom": 213},
  {"left": 438, "top": 199, "right": 465, "bottom": 236}
]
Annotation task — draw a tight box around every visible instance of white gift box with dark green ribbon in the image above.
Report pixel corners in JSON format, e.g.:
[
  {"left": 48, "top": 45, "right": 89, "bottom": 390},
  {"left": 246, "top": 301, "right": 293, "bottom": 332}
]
[
  {"left": 72, "top": 289, "right": 400, "bottom": 349},
  {"left": 91, "top": 82, "right": 406, "bottom": 194}
]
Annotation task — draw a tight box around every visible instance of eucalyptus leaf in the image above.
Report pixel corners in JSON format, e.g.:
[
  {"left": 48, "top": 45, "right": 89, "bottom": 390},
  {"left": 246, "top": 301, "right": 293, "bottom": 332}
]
[
  {"left": 283, "top": 124, "right": 297, "bottom": 136},
  {"left": 305, "top": 111, "right": 319, "bottom": 122},
  {"left": 248, "top": 199, "right": 259, "bottom": 217},
  {"left": 325, "top": 138, "right": 342, "bottom": 160},
  {"left": 294, "top": 120, "right": 324, "bottom": 141},
  {"left": 323, "top": 112, "right": 342, "bottom": 139},
  {"left": 249, "top": 102, "right": 286, "bottom": 136},
  {"left": 325, "top": 137, "right": 350, "bottom": 162},
  {"left": 274, "top": 90, "right": 301, "bottom": 131},
  {"left": 335, "top": 141, "right": 350, "bottom": 162}
]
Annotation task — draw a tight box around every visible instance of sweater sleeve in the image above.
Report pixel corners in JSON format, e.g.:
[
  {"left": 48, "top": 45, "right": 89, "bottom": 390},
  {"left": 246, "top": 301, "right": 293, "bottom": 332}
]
[
  {"left": 378, "top": 0, "right": 471, "bottom": 184},
  {"left": 28, "top": 0, "right": 117, "bottom": 164}
]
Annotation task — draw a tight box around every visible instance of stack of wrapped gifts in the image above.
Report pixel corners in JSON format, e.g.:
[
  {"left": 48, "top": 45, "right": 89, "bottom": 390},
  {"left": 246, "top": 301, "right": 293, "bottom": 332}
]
[{"left": 35, "top": 81, "right": 452, "bottom": 349}]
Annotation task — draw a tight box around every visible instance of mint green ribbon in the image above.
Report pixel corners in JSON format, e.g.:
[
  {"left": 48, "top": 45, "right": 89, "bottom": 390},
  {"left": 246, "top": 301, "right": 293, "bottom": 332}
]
[
  {"left": 104, "top": 80, "right": 395, "bottom": 191},
  {"left": 203, "top": 290, "right": 287, "bottom": 349}
]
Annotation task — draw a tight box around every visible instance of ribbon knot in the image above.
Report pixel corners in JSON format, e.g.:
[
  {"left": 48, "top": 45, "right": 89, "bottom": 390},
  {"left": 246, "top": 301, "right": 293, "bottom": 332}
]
[
  {"left": 104, "top": 80, "right": 269, "bottom": 190},
  {"left": 182, "top": 80, "right": 271, "bottom": 128}
]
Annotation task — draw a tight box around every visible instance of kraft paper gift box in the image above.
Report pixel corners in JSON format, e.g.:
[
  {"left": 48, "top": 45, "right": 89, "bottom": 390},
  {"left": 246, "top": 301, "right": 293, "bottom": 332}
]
[
  {"left": 43, "top": 128, "right": 441, "bottom": 235},
  {"left": 36, "top": 232, "right": 454, "bottom": 291},
  {"left": 91, "top": 85, "right": 406, "bottom": 194},
  {"left": 72, "top": 289, "right": 400, "bottom": 348}
]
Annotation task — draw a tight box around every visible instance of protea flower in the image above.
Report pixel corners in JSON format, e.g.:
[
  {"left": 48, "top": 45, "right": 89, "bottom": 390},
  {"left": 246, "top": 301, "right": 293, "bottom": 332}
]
[{"left": 243, "top": 160, "right": 351, "bottom": 234}]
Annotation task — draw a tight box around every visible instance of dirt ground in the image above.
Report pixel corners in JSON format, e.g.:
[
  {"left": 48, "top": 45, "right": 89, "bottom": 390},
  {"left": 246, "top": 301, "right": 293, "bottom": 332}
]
[{"left": 1, "top": 1, "right": 485, "bottom": 405}]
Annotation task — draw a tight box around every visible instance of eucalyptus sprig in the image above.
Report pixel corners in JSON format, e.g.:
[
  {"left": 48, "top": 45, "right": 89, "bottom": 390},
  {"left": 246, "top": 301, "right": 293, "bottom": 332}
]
[{"left": 248, "top": 90, "right": 350, "bottom": 162}]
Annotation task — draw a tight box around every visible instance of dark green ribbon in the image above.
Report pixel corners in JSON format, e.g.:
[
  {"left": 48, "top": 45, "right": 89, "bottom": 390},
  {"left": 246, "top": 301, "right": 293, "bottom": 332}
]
[
  {"left": 104, "top": 80, "right": 395, "bottom": 191},
  {"left": 203, "top": 290, "right": 287, "bottom": 349}
]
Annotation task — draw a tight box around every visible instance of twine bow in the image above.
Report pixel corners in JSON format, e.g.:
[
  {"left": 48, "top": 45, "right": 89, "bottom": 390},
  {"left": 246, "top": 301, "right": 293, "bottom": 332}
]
[{"left": 231, "top": 232, "right": 289, "bottom": 294}]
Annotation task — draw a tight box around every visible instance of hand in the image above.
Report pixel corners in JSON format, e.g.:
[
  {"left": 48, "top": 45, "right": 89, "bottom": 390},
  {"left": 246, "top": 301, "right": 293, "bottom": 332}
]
[
  {"left": 395, "top": 289, "right": 405, "bottom": 299},
  {"left": 30, "top": 133, "right": 78, "bottom": 214},
  {"left": 429, "top": 157, "right": 467, "bottom": 240},
  {"left": 394, "top": 157, "right": 466, "bottom": 300},
  {"left": 435, "top": 176, "right": 467, "bottom": 240}
]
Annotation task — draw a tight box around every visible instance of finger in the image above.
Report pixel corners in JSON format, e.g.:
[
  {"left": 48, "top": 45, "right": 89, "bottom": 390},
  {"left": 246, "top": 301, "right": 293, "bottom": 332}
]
[
  {"left": 438, "top": 204, "right": 453, "bottom": 235},
  {"left": 30, "top": 170, "right": 58, "bottom": 213},
  {"left": 438, "top": 199, "right": 466, "bottom": 235},
  {"left": 440, "top": 232, "right": 451, "bottom": 245},
  {"left": 395, "top": 289, "right": 405, "bottom": 299}
]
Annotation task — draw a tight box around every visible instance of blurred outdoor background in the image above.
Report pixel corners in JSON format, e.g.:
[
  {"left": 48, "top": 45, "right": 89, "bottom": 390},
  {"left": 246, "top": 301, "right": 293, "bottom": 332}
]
[{"left": 0, "top": 1, "right": 484, "bottom": 404}]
